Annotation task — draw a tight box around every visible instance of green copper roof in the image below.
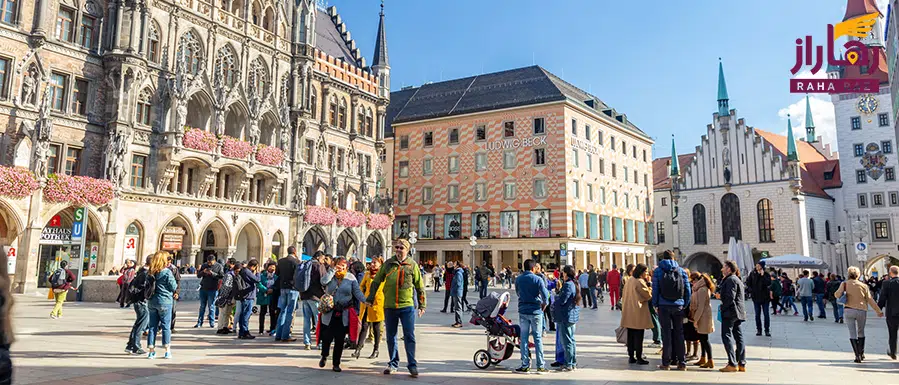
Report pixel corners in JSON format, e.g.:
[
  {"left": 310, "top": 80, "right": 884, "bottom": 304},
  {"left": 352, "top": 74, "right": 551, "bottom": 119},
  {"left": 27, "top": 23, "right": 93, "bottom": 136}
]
[
  {"left": 669, "top": 136, "right": 680, "bottom": 177},
  {"left": 717, "top": 59, "right": 730, "bottom": 116},
  {"left": 786, "top": 114, "right": 799, "bottom": 162},
  {"left": 804, "top": 95, "right": 816, "bottom": 142}
]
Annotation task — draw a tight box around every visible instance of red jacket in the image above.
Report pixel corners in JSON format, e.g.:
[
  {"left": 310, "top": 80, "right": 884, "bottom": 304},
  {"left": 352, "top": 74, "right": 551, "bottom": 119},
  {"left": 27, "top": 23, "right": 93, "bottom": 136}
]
[
  {"left": 445, "top": 270, "right": 455, "bottom": 290},
  {"left": 607, "top": 269, "right": 621, "bottom": 290},
  {"left": 55, "top": 268, "right": 77, "bottom": 291}
]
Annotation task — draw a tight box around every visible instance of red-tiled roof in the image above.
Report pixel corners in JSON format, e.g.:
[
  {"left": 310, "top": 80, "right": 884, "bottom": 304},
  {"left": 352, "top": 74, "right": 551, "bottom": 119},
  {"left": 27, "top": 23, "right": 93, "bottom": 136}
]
[
  {"left": 754, "top": 129, "right": 842, "bottom": 198},
  {"left": 844, "top": 0, "right": 882, "bottom": 21},
  {"left": 840, "top": 47, "right": 889, "bottom": 85},
  {"left": 652, "top": 154, "right": 695, "bottom": 190}
]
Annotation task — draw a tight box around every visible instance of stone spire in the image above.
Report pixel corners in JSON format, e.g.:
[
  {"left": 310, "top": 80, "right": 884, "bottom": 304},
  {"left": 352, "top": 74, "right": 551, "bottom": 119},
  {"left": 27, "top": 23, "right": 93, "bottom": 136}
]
[
  {"left": 717, "top": 58, "right": 730, "bottom": 117},
  {"left": 804, "top": 96, "right": 816, "bottom": 142},
  {"left": 371, "top": 1, "right": 390, "bottom": 98},
  {"left": 786, "top": 114, "right": 799, "bottom": 162},
  {"left": 669, "top": 136, "right": 680, "bottom": 177}
]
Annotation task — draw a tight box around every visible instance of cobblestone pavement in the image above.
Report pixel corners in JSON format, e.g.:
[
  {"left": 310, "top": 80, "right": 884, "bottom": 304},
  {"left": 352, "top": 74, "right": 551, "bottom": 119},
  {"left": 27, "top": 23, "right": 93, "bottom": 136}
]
[{"left": 8, "top": 289, "right": 898, "bottom": 384}]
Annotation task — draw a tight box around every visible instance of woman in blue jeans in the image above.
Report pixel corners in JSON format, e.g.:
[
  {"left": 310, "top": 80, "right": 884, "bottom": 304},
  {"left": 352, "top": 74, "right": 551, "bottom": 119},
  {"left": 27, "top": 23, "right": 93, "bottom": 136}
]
[
  {"left": 146, "top": 251, "right": 177, "bottom": 359},
  {"left": 552, "top": 265, "right": 580, "bottom": 371}
]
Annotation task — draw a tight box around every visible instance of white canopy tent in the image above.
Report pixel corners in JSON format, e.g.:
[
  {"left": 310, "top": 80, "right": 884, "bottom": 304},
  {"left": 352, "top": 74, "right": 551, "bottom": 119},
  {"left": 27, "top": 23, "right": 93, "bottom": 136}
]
[{"left": 761, "top": 254, "right": 829, "bottom": 269}]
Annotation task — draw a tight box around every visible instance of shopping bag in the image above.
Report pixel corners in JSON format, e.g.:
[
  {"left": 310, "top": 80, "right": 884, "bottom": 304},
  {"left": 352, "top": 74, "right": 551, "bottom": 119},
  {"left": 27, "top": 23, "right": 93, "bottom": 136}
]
[
  {"left": 315, "top": 313, "right": 322, "bottom": 344},
  {"left": 348, "top": 308, "right": 360, "bottom": 343},
  {"left": 615, "top": 326, "right": 627, "bottom": 344}
]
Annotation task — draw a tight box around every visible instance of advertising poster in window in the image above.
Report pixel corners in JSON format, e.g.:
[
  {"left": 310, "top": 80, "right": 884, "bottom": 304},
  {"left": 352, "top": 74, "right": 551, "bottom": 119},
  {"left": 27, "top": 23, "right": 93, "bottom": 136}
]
[
  {"left": 472, "top": 212, "right": 490, "bottom": 238},
  {"left": 395, "top": 216, "right": 410, "bottom": 239},
  {"left": 500, "top": 211, "right": 518, "bottom": 238},
  {"left": 419, "top": 215, "right": 434, "bottom": 239},
  {"left": 444, "top": 214, "right": 461, "bottom": 239},
  {"left": 530, "top": 209, "right": 550, "bottom": 237}
]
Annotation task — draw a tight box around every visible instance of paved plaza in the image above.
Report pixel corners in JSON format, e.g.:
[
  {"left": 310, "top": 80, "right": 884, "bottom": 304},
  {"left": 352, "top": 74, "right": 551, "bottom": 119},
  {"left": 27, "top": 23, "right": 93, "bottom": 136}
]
[{"left": 7, "top": 289, "right": 898, "bottom": 385}]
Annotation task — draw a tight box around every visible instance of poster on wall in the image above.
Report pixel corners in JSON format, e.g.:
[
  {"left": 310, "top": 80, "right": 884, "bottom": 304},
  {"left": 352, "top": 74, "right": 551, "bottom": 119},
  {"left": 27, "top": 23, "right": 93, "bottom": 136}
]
[
  {"left": 444, "top": 214, "right": 461, "bottom": 239},
  {"left": 395, "top": 216, "right": 410, "bottom": 239},
  {"left": 161, "top": 226, "right": 186, "bottom": 250},
  {"left": 530, "top": 209, "right": 550, "bottom": 237},
  {"left": 500, "top": 211, "right": 519, "bottom": 238},
  {"left": 418, "top": 215, "right": 434, "bottom": 239},
  {"left": 472, "top": 212, "right": 490, "bottom": 238}
]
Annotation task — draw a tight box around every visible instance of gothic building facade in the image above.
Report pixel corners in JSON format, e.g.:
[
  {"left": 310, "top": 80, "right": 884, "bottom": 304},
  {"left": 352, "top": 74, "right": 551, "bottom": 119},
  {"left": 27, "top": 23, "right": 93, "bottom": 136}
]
[{"left": 0, "top": 0, "right": 392, "bottom": 293}]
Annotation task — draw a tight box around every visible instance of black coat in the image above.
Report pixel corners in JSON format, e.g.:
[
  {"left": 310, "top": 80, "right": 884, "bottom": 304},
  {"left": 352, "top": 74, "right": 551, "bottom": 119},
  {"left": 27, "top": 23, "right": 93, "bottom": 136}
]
[
  {"left": 878, "top": 277, "right": 899, "bottom": 318},
  {"left": 720, "top": 274, "right": 746, "bottom": 321},
  {"left": 746, "top": 271, "right": 771, "bottom": 303},
  {"left": 197, "top": 262, "right": 225, "bottom": 291},
  {"left": 275, "top": 255, "right": 299, "bottom": 290}
]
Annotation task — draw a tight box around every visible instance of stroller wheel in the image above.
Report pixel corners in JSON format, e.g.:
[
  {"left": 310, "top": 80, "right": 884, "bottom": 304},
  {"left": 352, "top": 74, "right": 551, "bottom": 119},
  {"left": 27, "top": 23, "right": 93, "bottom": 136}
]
[
  {"left": 473, "top": 349, "right": 491, "bottom": 369},
  {"left": 490, "top": 358, "right": 503, "bottom": 366}
]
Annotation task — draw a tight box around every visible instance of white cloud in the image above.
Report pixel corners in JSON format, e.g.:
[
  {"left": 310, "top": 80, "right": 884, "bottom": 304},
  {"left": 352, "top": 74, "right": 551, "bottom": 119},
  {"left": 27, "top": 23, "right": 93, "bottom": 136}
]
[{"left": 777, "top": 95, "right": 836, "bottom": 147}]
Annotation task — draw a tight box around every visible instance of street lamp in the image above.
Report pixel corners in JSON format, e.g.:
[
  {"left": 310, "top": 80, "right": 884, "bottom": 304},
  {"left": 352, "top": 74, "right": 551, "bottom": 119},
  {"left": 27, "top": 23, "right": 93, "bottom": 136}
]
[
  {"left": 408, "top": 231, "right": 418, "bottom": 259},
  {"left": 838, "top": 230, "right": 849, "bottom": 275},
  {"left": 852, "top": 219, "right": 868, "bottom": 262},
  {"left": 469, "top": 235, "right": 478, "bottom": 270}
]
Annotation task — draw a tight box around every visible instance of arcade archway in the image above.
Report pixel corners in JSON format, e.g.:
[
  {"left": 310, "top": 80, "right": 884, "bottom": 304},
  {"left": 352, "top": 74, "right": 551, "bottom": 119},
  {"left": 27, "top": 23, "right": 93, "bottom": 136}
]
[
  {"left": 38, "top": 207, "right": 103, "bottom": 287},
  {"left": 336, "top": 229, "right": 357, "bottom": 258},
  {"left": 684, "top": 252, "right": 723, "bottom": 280},
  {"left": 159, "top": 215, "right": 195, "bottom": 266},
  {"left": 366, "top": 232, "right": 384, "bottom": 259},
  {"left": 200, "top": 218, "right": 230, "bottom": 263},
  {"left": 234, "top": 222, "right": 263, "bottom": 262},
  {"left": 302, "top": 226, "right": 328, "bottom": 256}
]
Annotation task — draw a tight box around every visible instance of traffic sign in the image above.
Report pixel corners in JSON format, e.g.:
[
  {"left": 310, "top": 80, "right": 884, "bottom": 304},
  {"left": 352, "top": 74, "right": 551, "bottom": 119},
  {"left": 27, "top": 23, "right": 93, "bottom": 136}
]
[
  {"left": 560, "top": 249, "right": 568, "bottom": 257},
  {"left": 760, "top": 251, "right": 769, "bottom": 258},
  {"left": 71, "top": 208, "right": 86, "bottom": 242}
]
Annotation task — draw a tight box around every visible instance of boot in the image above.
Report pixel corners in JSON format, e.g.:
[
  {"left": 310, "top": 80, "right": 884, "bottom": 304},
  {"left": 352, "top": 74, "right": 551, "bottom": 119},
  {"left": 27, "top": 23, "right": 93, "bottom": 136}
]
[
  {"left": 850, "top": 339, "right": 861, "bottom": 363},
  {"left": 701, "top": 358, "right": 715, "bottom": 369},
  {"left": 693, "top": 357, "right": 707, "bottom": 367},
  {"left": 858, "top": 337, "right": 866, "bottom": 361},
  {"left": 368, "top": 349, "right": 379, "bottom": 359}
]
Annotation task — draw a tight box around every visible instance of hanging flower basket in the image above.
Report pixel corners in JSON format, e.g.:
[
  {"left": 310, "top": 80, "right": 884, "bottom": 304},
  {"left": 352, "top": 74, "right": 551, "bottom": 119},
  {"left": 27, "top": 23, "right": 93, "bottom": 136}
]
[
  {"left": 337, "top": 209, "right": 366, "bottom": 228},
  {"left": 304, "top": 205, "right": 336, "bottom": 226},
  {"left": 367, "top": 213, "right": 392, "bottom": 230},
  {"left": 256, "top": 144, "right": 285, "bottom": 166},
  {"left": 44, "top": 174, "right": 115, "bottom": 206},
  {"left": 221, "top": 135, "right": 254, "bottom": 159},
  {"left": 0, "top": 166, "right": 39, "bottom": 199},
  {"left": 183, "top": 128, "right": 217, "bottom": 152}
]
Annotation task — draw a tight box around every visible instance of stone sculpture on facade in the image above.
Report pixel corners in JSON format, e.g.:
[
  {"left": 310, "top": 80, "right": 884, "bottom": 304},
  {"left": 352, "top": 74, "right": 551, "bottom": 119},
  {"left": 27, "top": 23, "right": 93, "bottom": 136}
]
[{"left": 105, "top": 127, "right": 132, "bottom": 187}]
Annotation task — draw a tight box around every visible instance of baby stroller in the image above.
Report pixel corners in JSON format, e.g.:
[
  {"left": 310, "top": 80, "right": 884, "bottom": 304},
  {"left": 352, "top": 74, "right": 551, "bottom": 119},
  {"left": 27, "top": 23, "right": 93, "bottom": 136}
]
[{"left": 468, "top": 292, "right": 520, "bottom": 369}]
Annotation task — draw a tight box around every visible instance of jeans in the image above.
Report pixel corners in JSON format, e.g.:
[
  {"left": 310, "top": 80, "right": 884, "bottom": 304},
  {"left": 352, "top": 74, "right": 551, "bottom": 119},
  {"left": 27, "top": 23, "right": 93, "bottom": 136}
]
[
  {"left": 814, "top": 293, "right": 826, "bottom": 318},
  {"left": 147, "top": 303, "right": 173, "bottom": 348},
  {"left": 830, "top": 300, "right": 844, "bottom": 320},
  {"left": 782, "top": 295, "right": 798, "bottom": 313},
  {"left": 800, "top": 296, "right": 814, "bottom": 320},
  {"left": 753, "top": 301, "right": 770, "bottom": 333},
  {"left": 442, "top": 290, "right": 451, "bottom": 312},
  {"left": 557, "top": 322, "right": 576, "bottom": 368},
  {"left": 518, "top": 313, "right": 545, "bottom": 369},
  {"left": 433, "top": 277, "right": 441, "bottom": 292},
  {"left": 844, "top": 307, "right": 868, "bottom": 338},
  {"left": 649, "top": 304, "right": 661, "bottom": 343},
  {"left": 197, "top": 289, "right": 218, "bottom": 326},
  {"left": 237, "top": 299, "right": 253, "bottom": 337},
  {"left": 51, "top": 291, "right": 67, "bottom": 317},
  {"left": 301, "top": 299, "right": 319, "bottom": 345},
  {"left": 275, "top": 289, "right": 299, "bottom": 340},
  {"left": 588, "top": 287, "right": 597, "bottom": 309},
  {"left": 479, "top": 280, "right": 488, "bottom": 299},
  {"left": 128, "top": 301, "right": 149, "bottom": 349},
  {"left": 580, "top": 289, "right": 592, "bottom": 307},
  {"left": 451, "top": 296, "right": 462, "bottom": 324},
  {"left": 658, "top": 306, "right": 686, "bottom": 366},
  {"left": 0, "top": 346, "right": 9, "bottom": 385},
  {"left": 554, "top": 327, "right": 565, "bottom": 364},
  {"left": 721, "top": 318, "right": 745, "bottom": 367},
  {"left": 385, "top": 306, "right": 417, "bottom": 370}
]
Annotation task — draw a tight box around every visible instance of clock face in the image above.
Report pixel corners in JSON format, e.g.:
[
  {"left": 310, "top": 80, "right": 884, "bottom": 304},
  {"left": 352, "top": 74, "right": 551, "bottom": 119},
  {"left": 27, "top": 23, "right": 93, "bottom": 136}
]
[{"left": 857, "top": 94, "right": 878, "bottom": 115}]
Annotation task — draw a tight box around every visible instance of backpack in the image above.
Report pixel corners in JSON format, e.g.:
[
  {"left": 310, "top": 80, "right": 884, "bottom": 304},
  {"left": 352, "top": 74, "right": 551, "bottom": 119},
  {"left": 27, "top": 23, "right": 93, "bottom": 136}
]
[
  {"left": 660, "top": 267, "right": 685, "bottom": 301},
  {"left": 294, "top": 260, "right": 314, "bottom": 292},
  {"left": 126, "top": 268, "right": 156, "bottom": 304},
  {"left": 50, "top": 268, "right": 67, "bottom": 289},
  {"left": 234, "top": 270, "right": 252, "bottom": 300},
  {"left": 216, "top": 273, "right": 235, "bottom": 307}
]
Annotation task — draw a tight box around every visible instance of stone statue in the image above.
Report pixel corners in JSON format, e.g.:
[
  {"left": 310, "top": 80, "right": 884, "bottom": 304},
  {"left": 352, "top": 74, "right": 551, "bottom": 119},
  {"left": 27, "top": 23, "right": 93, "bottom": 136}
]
[
  {"left": 293, "top": 169, "right": 307, "bottom": 210},
  {"left": 722, "top": 147, "right": 731, "bottom": 167},
  {"left": 359, "top": 179, "right": 371, "bottom": 215},
  {"left": 105, "top": 127, "right": 131, "bottom": 186},
  {"left": 280, "top": 126, "right": 290, "bottom": 152},
  {"left": 316, "top": 138, "right": 327, "bottom": 169},
  {"left": 214, "top": 110, "right": 226, "bottom": 137},
  {"left": 347, "top": 149, "right": 356, "bottom": 175},
  {"left": 21, "top": 69, "right": 37, "bottom": 105},
  {"left": 32, "top": 140, "right": 50, "bottom": 179},
  {"left": 247, "top": 121, "right": 260, "bottom": 146},
  {"left": 175, "top": 98, "right": 188, "bottom": 131},
  {"left": 329, "top": 166, "right": 340, "bottom": 209},
  {"left": 36, "top": 86, "right": 53, "bottom": 140}
]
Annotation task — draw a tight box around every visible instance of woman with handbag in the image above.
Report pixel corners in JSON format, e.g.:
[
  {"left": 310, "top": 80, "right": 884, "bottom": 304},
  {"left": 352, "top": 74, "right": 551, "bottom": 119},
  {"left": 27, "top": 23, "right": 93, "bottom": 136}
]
[
  {"left": 619, "top": 263, "right": 652, "bottom": 366},
  {"left": 318, "top": 257, "right": 366, "bottom": 372},
  {"left": 353, "top": 257, "right": 385, "bottom": 359},
  {"left": 834, "top": 266, "right": 884, "bottom": 363},
  {"left": 689, "top": 272, "right": 715, "bottom": 368}
]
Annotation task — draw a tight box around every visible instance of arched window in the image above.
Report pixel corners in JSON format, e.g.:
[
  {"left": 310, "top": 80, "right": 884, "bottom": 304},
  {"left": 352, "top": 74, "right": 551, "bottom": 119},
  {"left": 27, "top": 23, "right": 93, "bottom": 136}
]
[
  {"left": 825, "top": 220, "right": 831, "bottom": 241},
  {"left": 250, "top": 58, "right": 269, "bottom": 95},
  {"left": 136, "top": 88, "right": 153, "bottom": 126},
  {"left": 263, "top": 7, "right": 274, "bottom": 31},
  {"left": 809, "top": 218, "right": 816, "bottom": 240},
  {"left": 178, "top": 31, "right": 203, "bottom": 75},
  {"left": 757, "top": 198, "right": 775, "bottom": 243},
  {"left": 338, "top": 98, "right": 347, "bottom": 129},
  {"left": 329, "top": 97, "right": 338, "bottom": 127},
  {"left": 356, "top": 109, "right": 364, "bottom": 135},
  {"left": 309, "top": 87, "right": 317, "bottom": 119},
  {"left": 147, "top": 22, "right": 160, "bottom": 63},
  {"left": 251, "top": 1, "right": 262, "bottom": 25},
  {"left": 693, "top": 204, "right": 707, "bottom": 244},
  {"left": 721, "top": 193, "right": 742, "bottom": 242},
  {"left": 215, "top": 46, "right": 238, "bottom": 87},
  {"left": 365, "top": 108, "right": 374, "bottom": 137}
]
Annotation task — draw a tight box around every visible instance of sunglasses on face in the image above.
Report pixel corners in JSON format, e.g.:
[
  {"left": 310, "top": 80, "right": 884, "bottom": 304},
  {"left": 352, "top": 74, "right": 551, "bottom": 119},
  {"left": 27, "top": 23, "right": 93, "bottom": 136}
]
[{"left": 394, "top": 245, "right": 406, "bottom": 250}]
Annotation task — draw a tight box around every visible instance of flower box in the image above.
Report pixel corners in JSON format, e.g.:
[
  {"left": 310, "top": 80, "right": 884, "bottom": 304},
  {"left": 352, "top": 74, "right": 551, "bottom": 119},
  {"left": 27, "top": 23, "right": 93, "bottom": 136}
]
[
  {"left": 304, "top": 205, "right": 336, "bottom": 226},
  {"left": 337, "top": 209, "right": 366, "bottom": 228},
  {"left": 0, "top": 166, "right": 39, "bottom": 199},
  {"left": 256, "top": 144, "right": 285, "bottom": 166},
  {"left": 183, "top": 128, "right": 217, "bottom": 152},
  {"left": 221, "top": 136, "right": 254, "bottom": 159},
  {"left": 44, "top": 174, "right": 116, "bottom": 206},
  {"left": 367, "top": 214, "right": 392, "bottom": 230}
]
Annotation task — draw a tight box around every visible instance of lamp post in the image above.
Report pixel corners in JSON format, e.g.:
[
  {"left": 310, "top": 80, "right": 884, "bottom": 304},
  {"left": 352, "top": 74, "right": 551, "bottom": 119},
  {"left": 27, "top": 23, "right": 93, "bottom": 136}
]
[
  {"left": 851, "top": 218, "right": 869, "bottom": 265},
  {"left": 469, "top": 236, "right": 478, "bottom": 271}
]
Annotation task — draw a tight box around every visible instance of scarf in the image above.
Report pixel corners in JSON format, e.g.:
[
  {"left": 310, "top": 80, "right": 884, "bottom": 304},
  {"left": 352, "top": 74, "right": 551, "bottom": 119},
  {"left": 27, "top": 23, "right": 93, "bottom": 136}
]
[{"left": 335, "top": 270, "right": 347, "bottom": 280}]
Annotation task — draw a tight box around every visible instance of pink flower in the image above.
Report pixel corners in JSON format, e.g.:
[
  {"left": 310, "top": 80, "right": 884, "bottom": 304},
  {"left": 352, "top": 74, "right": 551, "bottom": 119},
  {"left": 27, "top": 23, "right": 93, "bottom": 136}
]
[
  {"left": 183, "top": 128, "right": 217, "bottom": 152},
  {"left": 44, "top": 174, "right": 115, "bottom": 206},
  {"left": 337, "top": 209, "right": 366, "bottom": 228},
  {"left": 304, "top": 205, "right": 336, "bottom": 226},
  {"left": 0, "top": 166, "right": 39, "bottom": 199},
  {"left": 221, "top": 136, "right": 254, "bottom": 159},
  {"left": 255, "top": 144, "right": 285, "bottom": 166},
  {"left": 367, "top": 214, "right": 392, "bottom": 230}
]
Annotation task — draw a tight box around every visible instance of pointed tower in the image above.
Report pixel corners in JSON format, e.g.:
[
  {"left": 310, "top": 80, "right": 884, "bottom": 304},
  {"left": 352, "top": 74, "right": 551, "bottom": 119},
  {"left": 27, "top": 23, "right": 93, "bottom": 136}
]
[
  {"left": 804, "top": 96, "right": 816, "bottom": 142},
  {"left": 371, "top": 2, "right": 390, "bottom": 99},
  {"left": 717, "top": 59, "right": 730, "bottom": 117},
  {"left": 669, "top": 136, "right": 680, "bottom": 178},
  {"left": 786, "top": 114, "right": 799, "bottom": 162},
  {"left": 296, "top": 0, "right": 316, "bottom": 47}
]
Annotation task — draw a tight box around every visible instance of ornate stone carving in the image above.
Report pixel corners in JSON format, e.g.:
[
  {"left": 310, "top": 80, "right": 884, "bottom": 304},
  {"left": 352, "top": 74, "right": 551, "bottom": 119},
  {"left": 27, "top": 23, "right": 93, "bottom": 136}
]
[
  {"left": 316, "top": 135, "right": 327, "bottom": 169},
  {"left": 104, "top": 126, "right": 132, "bottom": 187},
  {"left": 197, "top": 169, "right": 218, "bottom": 197},
  {"left": 20, "top": 66, "right": 38, "bottom": 106},
  {"left": 156, "top": 163, "right": 180, "bottom": 194},
  {"left": 293, "top": 168, "right": 307, "bottom": 211}
]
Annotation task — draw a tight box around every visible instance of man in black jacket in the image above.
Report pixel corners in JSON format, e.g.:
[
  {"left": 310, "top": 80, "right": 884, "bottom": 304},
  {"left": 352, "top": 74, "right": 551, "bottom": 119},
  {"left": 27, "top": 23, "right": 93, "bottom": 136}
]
[
  {"left": 878, "top": 265, "right": 899, "bottom": 359},
  {"left": 812, "top": 271, "right": 827, "bottom": 319},
  {"left": 717, "top": 261, "right": 747, "bottom": 373},
  {"left": 196, "top": 254, "right": 224, "bottom": 328},
  {"left": 299, "top": 251, "right": 328, "bottom": 349},
  {"left": 274, "top": 246, "right": 301, "bottom": 342},
  {"left": 587, "top": 265, "right": 598, "bottom": 310},
  {"left": 746, "top": 262, "right": 772, "bottom": 336},
  {"left": 825, "top": 274, "right": 844, "bottom": 323}
]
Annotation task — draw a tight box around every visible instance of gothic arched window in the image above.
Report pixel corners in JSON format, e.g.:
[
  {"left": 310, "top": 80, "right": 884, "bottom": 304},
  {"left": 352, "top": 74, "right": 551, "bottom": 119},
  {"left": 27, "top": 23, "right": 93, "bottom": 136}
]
[
  {"left": 693, "top": 204, "right": 707, "bottom": 245},
  {"left": 365, "top": 107, "right": 374, "bottom": 137},
  {"left": 178, "top": 31, "right": 203, "bottom": 75},
  {"left": 721, "top": 193, "right": 742, "bottom": 242},
  {"left": 147, "top": 22, "right": 161, "bottom": 64},
  {"left": 338, "top": 98, "right": 347, "bottom": 129},
  {"left": 309, "top": 87, "right": 317, "bottom": 119},
  {"left": 809, "top": 218, "right": 816, "bottom": 240},
  {"left": 136, "top": 88, "right": 153, "bottom": 126},
  {"left": 825, "top": 220, "right": 831, "bottom": 241},
  {"left": 757, "top": 198, "right": 775, "bottom": 243},
  {"left": 250, "top": 58, "right": 269, "bottom": 95},
  {"left": 215, "top": 46, "right": 238, "bottom": 87}
]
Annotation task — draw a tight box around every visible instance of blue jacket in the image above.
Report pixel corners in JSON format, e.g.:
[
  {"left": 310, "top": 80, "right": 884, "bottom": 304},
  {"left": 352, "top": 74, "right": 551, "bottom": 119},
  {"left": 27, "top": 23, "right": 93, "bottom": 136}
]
[
  {"left": 516, "top": 271, "right": 550, "bottom": 315},
  {"left": 149, "top": 268, "right": 177, "bottom": 308},
  {"left": 651, "top": 259, "right": 691, "bottom": 308},
  {"left": 552, "top": 280, "right": 579, "bottom": 324},
  {"left": 238, "top": 268, "right": 259, "bottom": 301},
  {"left": 450, "top": 267, "right": 465, "bottom": 297}
]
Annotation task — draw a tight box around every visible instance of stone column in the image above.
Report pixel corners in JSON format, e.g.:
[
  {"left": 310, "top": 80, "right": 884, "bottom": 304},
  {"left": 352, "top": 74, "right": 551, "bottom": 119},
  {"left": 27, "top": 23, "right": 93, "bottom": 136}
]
[{"left": 14, "top": 191, "right": 45, "bottom": 293}]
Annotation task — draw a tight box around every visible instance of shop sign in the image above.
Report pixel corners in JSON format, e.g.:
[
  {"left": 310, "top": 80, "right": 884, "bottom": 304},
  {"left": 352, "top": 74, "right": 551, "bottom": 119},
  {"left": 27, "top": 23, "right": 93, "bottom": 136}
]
[
  {"left": 3, "top": 246, "right": 15, "bottom": 272},
  {"left": 124, "top": 235, "right": 139, "bottom": 260},
  {"left": 89, "top": 243, "right": 99, "bottom": 270},
  {"left": 72, "top": 208, "right": 86, "bottom": 242},
  {"left": 571, "top": 137, "right": 598, "bottom": 155},
  {"left": 162, "top": 226, "right": 186, "bottom": 250},
  {"left": 485, "top": 135, "right": 547, "bottom": 152},
  {"left": 40, "top": 228, "right": 72, "bottom": 245}
]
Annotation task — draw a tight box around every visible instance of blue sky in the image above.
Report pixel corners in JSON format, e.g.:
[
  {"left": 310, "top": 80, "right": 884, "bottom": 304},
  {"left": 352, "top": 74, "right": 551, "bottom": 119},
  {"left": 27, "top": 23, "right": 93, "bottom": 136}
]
[{"left": 330, "top": 0, "right": 877, "bottom": 157}]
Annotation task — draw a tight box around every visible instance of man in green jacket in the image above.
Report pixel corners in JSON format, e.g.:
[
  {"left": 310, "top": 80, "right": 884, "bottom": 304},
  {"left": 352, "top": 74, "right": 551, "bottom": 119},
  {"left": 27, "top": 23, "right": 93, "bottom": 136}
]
[{"left": 366, "top": 238, "right": 426, "bottom": 377}]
